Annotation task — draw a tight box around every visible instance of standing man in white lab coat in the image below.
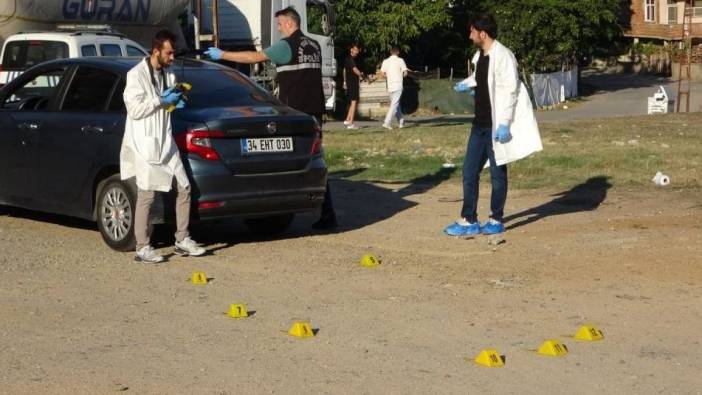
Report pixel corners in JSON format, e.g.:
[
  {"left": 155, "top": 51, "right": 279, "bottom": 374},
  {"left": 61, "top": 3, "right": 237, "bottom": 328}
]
[
  {"left": 120, "top": 29, "right": 206, "bottom": 263},
  {"left": 380, "top": 47, "right": 408, "bottom": 129},
  {"left": 444, "top": 13, "right": 542, "bottom": 237}
]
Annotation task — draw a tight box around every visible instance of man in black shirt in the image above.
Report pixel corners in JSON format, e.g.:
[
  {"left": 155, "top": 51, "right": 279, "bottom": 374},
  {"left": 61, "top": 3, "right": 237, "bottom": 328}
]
[
  {"left": 444, "top": 13, "right": 513, "bottom": 237},
  {"left": 343, "top": 44, "right": 363, "bottom": 129}
]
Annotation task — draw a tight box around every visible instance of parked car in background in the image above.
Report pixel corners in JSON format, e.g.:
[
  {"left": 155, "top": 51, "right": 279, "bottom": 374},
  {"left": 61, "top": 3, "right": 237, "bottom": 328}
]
[
  {"left": 0, "top": 30, "right": 148, "bottom": 88},
  {"left": 0, "top": 57, "right": 327, "bottom": 251}
]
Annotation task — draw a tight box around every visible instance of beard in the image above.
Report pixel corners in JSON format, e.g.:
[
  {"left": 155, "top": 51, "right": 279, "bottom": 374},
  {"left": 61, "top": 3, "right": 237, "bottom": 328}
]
[{"left": 157, "top": 53, "right": 172, "bottom": 68}]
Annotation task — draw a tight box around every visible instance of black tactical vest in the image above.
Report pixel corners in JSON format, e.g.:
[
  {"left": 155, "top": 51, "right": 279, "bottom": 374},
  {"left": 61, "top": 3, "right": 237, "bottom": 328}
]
[{"left": 276, "top": 29, "right": 325, "bottom": 115}]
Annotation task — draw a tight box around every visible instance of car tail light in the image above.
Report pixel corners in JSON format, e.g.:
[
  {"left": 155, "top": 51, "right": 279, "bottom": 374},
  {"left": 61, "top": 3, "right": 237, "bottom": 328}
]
[
  {"left": 198, "top": 201, "right": 225, "bottom": 209},
  {"left": 310, "top": 123, "right": 323, "bottom": 156},
  {"left": 175, "top": 130, "right": 225, "bottom": 161}
]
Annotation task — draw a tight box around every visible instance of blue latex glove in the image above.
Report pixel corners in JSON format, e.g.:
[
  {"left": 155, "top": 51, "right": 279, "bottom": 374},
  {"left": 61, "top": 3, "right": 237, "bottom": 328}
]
[
  {"left": 205, "top": 47, "right": 223, "bottom": 60},
  {"left": 453, "top": 82, "right": 475, "bottom": 96},
  {"left": 160, "top": 89, "right": 182, "bottom": 105},
  {"left": 162, "top": 86, "right": 177, "bottom": 96},
  {"left": 494, "top": 124, "right": 512, "bottom": 143},
  {"left": 453, "top": 81, "right": 469, "bottom": 92},
  {"left": 175, "top": 99, "right": 186, "bottom": 110}
]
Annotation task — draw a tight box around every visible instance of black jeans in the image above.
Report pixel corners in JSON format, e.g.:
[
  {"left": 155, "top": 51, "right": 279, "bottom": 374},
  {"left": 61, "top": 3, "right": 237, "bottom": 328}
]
[
  {"left": 311, "top": 114, "right": 335, "bottom": 218},
  {"left": 460, "top": 126, "right": 508, "bottom": 223}
]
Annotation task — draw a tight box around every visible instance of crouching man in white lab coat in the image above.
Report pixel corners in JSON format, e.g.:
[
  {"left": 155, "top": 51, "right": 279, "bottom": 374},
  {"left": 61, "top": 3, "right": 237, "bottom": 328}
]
[
  {"left": 444, "top": 13, "right": 542, "bottom": 237},
  {"left": 120, "top": 29, "right": 206, "bottom": 263}
]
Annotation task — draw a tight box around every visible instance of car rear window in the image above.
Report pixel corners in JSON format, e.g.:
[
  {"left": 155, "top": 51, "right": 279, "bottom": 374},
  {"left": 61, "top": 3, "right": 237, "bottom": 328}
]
[
  {"left": 100, "top": 44, "right": 122, "bottom": 56},
  {"left": 1, "top": 41, "right": 69, "bottom": 71},
  {"left": 177, "top": 69, "right": 280, "bottom": 108},
  {"left": 81, "top": 45, "right": 98, "bottom": 56},
  {"left": 126, "top": 45, "right": 146, "bottom": 56}
]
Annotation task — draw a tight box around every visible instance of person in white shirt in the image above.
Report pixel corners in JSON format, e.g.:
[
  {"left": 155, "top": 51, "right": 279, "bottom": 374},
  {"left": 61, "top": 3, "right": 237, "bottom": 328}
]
[{"left": 380, "top": 47, "right": 408, "bottom": 129}]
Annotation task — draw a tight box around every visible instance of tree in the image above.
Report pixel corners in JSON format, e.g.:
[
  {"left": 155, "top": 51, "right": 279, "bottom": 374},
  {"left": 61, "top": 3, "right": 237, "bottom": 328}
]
[
  {"left": 490, "top": 0, "right": 623, "bottom": 75},
  {"left": 333, "top": 0, "right": 451, "bottom": 71}
]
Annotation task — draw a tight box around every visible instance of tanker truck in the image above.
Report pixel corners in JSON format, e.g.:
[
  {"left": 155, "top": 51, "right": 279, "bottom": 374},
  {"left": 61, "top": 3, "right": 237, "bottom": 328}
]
[{"left": 0, "top": 0, "right": 190, "bottom": 48}]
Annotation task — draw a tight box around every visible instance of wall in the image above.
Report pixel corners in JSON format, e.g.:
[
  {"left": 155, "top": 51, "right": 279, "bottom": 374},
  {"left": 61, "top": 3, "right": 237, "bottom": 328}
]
[{"left": 626, "top": 0, "right": 702, "bottom": 40}]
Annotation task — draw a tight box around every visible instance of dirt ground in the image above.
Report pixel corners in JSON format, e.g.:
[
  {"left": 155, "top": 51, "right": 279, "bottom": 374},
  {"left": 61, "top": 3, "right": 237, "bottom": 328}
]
[{"left": 1, "top": 178, "right": 701, "bottom": 394}]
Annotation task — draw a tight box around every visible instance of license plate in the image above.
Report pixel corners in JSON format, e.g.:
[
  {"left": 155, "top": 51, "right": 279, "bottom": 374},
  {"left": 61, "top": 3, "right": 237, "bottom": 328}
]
[{"left": 241, "top": 137, "right": 293, "bottom": 154}]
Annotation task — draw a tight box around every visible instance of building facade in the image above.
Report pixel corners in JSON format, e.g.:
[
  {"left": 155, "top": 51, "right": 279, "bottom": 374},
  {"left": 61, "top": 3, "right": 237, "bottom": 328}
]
[{"left": 625, "top": 0, "right": 702, "bottom": 41}]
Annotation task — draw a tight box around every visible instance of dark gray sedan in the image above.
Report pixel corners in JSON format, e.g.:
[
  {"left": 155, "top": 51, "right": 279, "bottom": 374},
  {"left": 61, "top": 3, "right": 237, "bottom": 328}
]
[{"left": 0, "top": 57, "right": 327, "bottom": 251}]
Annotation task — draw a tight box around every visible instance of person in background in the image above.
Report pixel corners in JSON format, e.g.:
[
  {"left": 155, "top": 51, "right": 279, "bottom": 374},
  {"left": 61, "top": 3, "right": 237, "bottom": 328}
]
[
  {"left": 380, "top": 47, "right": 408, "bottom": 130},
  {"left": 343, "top": 43, "right": 363, "bottom": 129}
]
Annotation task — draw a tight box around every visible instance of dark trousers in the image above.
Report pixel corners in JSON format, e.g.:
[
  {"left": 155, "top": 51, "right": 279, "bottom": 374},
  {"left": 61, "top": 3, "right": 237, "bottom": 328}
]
[
  {"left": 311, "top": 113, "right": 335, "bottom": 218},
  {"left": 460, "top": 126, "right": 508, "bottom": 223}
]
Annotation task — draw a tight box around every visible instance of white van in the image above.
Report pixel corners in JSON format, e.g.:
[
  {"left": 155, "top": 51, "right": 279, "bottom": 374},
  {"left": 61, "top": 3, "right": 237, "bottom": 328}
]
[{"left": 0, "top": 30, "right": 148, "bottom": 88}]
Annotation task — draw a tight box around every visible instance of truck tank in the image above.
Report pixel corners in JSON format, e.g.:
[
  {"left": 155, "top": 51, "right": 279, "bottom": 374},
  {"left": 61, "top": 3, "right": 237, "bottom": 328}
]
[{"left": 0, "top": 0, "right": 190, "bottom": 48}]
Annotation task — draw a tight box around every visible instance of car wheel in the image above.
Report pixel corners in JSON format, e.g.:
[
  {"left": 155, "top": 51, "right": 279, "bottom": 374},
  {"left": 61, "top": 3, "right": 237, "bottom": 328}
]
[
  {"left": 96, "top": 177, "right": 136, "bottom": 251},
  {"left": 244, "top": 214, "right": 294, "bottom": 236}
]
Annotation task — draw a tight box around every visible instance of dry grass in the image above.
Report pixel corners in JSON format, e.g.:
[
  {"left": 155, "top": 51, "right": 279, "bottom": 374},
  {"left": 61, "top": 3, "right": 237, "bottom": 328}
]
[{"left": 323, "top": 113, "right": 702, "bottom": 189}]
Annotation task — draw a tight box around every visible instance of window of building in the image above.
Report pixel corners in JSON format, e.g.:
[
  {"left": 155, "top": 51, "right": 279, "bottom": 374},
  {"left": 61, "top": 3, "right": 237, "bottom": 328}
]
[{"left": 645, "top": 0, "right": 656, "bottom": 22}]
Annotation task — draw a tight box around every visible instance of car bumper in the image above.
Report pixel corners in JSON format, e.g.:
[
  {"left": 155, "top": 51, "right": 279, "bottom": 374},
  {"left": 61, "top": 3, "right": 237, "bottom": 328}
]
[{"left": 150, "top": 156, "right": 327, "bottom": 223}]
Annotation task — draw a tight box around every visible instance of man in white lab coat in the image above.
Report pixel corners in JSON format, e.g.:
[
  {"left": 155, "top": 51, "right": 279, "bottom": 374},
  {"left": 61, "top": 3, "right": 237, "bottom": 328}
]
[
  {"left": 444, "top": 13, "right": 542, "bottom": 237},
  {"left": 380, "top": 47, "right": 408, "bottom": 129},
  {"left": 120, "top": 29, "right": 206, "bottom": 263}
]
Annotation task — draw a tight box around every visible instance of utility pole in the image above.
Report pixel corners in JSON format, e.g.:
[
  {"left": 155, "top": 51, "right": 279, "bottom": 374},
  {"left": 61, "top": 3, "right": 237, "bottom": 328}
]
[{"left": 675, "top": 0, "right": 693, "bottom": 113}]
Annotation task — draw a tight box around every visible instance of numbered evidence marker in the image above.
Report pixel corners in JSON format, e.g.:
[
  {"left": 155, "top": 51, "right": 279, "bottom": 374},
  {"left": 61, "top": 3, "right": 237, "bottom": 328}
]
[
  {"left": 474, "top": 349, "right": 504, "bottom": 367},
  {"left": 191, "top": 271, "right": 208, "bottom": 285},
  {"left": 288, "top": 321, "right": 315, "bottom": 338},
  {"left": 360, "top": 254, "right": 380, "bottom": 268},
  {"left": 574, "top": 325, "right": 604, "bottom": 341},
  {"left": 227, "top": 304, "right": 249, "bottom": 318},
  {"left": 538, "top": 339, "right": 569, "bottom": 357}
]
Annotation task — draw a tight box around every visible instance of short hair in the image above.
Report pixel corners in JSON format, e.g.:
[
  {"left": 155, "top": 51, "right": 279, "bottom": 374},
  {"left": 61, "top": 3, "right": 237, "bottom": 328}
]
[
  {"left": 350, "top": 43, "right": 361, "bottom": 50},
  {"left": 274, "top": 7, "right": 301, "bottom": 27},
  {"left": 390, "top": 47, "right": 400, "bottom": 55},
  {"left": 469, "top": 13, "right": 498, "bottom": 39},
  {"left": 152, "top": 29, "right": 177, "bottom": 51}
]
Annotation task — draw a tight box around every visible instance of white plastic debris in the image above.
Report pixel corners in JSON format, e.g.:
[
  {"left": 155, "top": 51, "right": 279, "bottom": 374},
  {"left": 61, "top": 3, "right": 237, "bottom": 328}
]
[{"left": 652, "top": 171, "right": 670, "bottom": 186}]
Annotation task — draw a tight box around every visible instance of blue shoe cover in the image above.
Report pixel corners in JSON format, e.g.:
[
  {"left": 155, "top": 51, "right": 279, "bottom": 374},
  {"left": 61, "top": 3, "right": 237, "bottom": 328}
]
[
  {"left": 481, "top": 219, "right": 505, "bottom": 235},
  {"left": 444, "top": 221, "right": 481, "bottom": 236}
]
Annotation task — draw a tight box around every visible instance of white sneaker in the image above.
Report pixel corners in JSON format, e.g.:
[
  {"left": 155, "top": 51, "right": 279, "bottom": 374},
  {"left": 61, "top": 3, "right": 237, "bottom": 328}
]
[
  {"left": 399, "top": 119, "right": 405, "bottom": 128},
  {"left": 382, "top": 123, "right": 393, "bottom": 130},
  {"left": 135, "top": 245, "right": 164, "bottom": 263},
  {"left": 343, "top": 120, "right": 350, "bottom": 126},
  {"left": 346, "top": 123, "right": 359, "bottom": 129},
  {"left": 174, "top": 237, "right": 206, "bottom": 257}
]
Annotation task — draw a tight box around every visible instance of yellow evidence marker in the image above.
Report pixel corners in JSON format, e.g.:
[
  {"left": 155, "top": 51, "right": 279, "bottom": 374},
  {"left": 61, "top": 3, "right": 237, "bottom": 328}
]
[
  {"left": 474, "top": 349, "right": 504, "bottom": 367},
  {"left": 360, "top": 254, "right": 380, "bottom": 268},
  {"left": 288, "top": 321, "right": 314, "bottom": 338},
  {"left": 227, "top": 304, "right": 249, "bottom": 318},
  {"left": 574, "top": 325, "right": 604, "bottom": 341},
  {"left": 538, "top": 339, "right": 569, "bottom": 357},
  {"left": 191, "top": 271, "right": 207, "bottom": 285}
]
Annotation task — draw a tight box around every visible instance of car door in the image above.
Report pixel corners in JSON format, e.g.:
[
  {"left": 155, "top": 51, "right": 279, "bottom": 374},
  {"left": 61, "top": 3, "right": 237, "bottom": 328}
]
[
  {"left": 34, "top": 65, "right": 122, "bottom": 212},
  {"left": 0, "top": 66, "right": 68, "bottom": 205}
]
